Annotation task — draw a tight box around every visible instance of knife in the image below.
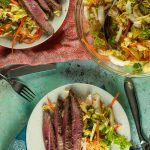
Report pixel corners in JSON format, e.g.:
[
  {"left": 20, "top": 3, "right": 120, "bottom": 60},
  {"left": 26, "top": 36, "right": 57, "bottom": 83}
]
[{"left": 5, "top": 63, "right": 56, "bottom": 78}]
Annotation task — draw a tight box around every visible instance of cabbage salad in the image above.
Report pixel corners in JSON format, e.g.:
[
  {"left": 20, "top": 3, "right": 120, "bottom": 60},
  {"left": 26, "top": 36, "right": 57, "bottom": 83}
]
[
  {"left": 0, "top": 0, "right": 42, "bottom": 49},
  {"left": 80, "top": 94, "right": 132, "bottom": 150},
  {"left": 83, "top": 0, "right": 112, "bottom": 49},
  {"left": 83, "top": 0, "right": 150, "bottom": 73},
  {"left": 107, "top": 0, "right": 150, "bottom": 73}
]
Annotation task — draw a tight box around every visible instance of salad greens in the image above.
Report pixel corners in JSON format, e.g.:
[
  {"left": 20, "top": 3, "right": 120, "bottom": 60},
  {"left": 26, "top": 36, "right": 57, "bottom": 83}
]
[
  {"left": 107, "top": 0, "right": 150, "bottom": 65},
  {"left": 92, "top": 32, "right": 106, "bottom": 48},
  {"left": 80, "top": 94, "right": 132, "bottom": 150},
  {"left": 83, "top": 0, "right": 112, "bottom": 50},
  {"left": 0, "top": 0, "right": 42, "bottom": 50},
  {"left": 0, "top": 0, "right": 10, "bottom": 6},
  {"left": 140, "top": 28, "right": 150, "bottom": 39},
  {"left": 83, "top": 0, "right": 150, "bottom": 73}
]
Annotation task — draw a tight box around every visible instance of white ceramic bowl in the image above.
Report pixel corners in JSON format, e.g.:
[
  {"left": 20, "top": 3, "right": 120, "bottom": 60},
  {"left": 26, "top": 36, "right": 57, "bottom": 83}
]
[
  {"left": 0, "top": 0, "right": 70, "bottom": 49},
  {"left": 26, "top": 83, "right": 131, "bottom": 150}
]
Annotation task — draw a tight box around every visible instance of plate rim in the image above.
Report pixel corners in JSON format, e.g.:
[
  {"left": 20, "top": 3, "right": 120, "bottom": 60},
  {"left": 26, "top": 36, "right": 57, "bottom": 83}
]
[{"left": 26, "top": 83, "right": 131, "bottom": 150}]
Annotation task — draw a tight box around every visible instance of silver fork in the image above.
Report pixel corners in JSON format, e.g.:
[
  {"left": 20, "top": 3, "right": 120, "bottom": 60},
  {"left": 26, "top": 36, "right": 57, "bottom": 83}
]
[
  {"left": 124, "top": 78, "right": 150, "bottom": 150},
  {"left": 0, "top": 73, "right": 35, "bottom": 102}
]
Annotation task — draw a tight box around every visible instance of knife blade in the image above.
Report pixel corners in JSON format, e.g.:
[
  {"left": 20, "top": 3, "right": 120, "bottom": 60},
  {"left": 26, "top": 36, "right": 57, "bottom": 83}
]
[{"left": 6, "top": 63, "right": 56, "bottom": 78}]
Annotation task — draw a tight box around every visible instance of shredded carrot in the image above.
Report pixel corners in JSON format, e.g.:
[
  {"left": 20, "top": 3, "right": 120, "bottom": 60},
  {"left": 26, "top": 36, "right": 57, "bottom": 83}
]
[
  {"left": 121, "top": 46, "right": 131, "bottom": 55},
  {"left": 114, "top": 123, "right": 122, "bottom": 132},
  {"left": 81, "top": 38, "right": 109, "bottom": 61},
  {"left": 20, "top": 28, "right": 43, "bottom": 44},
  {"left": 121, "top": 46, "right": 140, "bottom": 60},
  {"left": 97, "top": 59, "right": 102, "bottom": 64},
  {"left": 122, "top": 21, "right": 131, "bottom": 41},
  {"left": 86, "top": 138, "right": 90, "bottom": 143},
  {"left": 47, "top": 97, "right": 55, "bottom": 111},
  {"left": 10, "top": 0, "right": 19, "bottom": 5},
  {"left": 12, "top": 16, "right": 26, "bottom": 51},
  {"left": 0, "top": 24, "right": 11, "bottom": 32},
  {"left": 110, "top": 93, "right": 119, "bottom": 108},
  {"left": 129, "top": 41, "right": 150, "bottom": 47},
  {"left": 100, "top": 100, "right": 103, "bottom": 110}
]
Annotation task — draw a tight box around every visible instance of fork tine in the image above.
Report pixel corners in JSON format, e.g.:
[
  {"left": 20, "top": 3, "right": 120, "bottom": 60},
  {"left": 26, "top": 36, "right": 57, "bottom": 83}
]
[
  {"left": 21, "top": 91, "right": 34, "bottom": 100},
  {"left": 19, "top": 92, "right": 32, "bottom": 102},
  {"left": 23, "top": 87, "right": 35, "bottom": 98},
  {"left": 21, "top": 90, "right": 34, "bottom": 101},
  {"left": 23, "top": 86, "right": 36, "bottom": 96}
]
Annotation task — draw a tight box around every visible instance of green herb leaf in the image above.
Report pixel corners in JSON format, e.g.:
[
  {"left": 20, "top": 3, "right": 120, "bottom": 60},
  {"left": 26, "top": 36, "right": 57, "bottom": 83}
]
[
  {"left": 139, "top": 4, "right": 149, "bottom": 15},
  {"left": 133, "top": 63, "right": 143, "bottom": 74},
  {"left": 140, "top": 28, "right": 150, "bottom": 39},
  {"left": 0, "top": 0, "right": 10, "bottom": 6},
  {"left": 91, "top": 31, "right": 106, "bottom": 48}
]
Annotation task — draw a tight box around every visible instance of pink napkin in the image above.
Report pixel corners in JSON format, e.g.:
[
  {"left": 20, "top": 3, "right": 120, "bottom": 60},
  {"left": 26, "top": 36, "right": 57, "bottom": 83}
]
[{"left": 0, "top": 0, "right": 91, "bottom": 67}]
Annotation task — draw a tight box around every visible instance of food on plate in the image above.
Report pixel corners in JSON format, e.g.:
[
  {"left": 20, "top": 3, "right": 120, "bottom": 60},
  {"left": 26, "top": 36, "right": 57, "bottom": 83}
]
[
  {"left": 43, "top": 110, "right": 57, "bottom": 150},
  {"left": 80, "top": 93, "right": 131, "bottom": 150},
  {"left": 37, "top": 0, "right": 54, "bottom": 16},
  {"left": 20, "top": 0, "right": 54, "bottom": 35},
  {"left": 0, "top": 0, "right": 62, "bottom": 49},
  {"left": 70, "top": 90, "right": 84, "bottom": 150},
  {"left": 83, "top": 0, "right": 150, "bottom": 73},
  {"left": 44, "top": 0, "right": 62, "bottom": 13},
  {"left": 53, "top": 98, "right": 64, "bottom": 149},
  {"left": 42, "top": 89, "right": 131, "bottom": 150},
  {"left": 63, "top": 93, "right": 72, "bottom": 149}
]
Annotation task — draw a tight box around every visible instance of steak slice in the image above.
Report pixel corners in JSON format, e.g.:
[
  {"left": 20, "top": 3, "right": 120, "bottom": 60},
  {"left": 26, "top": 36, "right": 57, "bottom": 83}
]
[
  {"left": 53, "top": 98, "right": 64, "bottom": 150},
  {"left": 70, "top": 90, "right": 83, "bottom": 150},
  {"left": 43, "top": 111, "right": 57, "bottom": 150},
  {"left": 44, "top": 0, "right": 62, "bottom": 11},
  {"left": 37, "top": 0, "right": 54, "bottom": 18},
  {"left": 20, "top": 0, "right": 54, "bottom": 35},
  {"left": 63, "top": 95, "right": 72, "bottom": 150}
]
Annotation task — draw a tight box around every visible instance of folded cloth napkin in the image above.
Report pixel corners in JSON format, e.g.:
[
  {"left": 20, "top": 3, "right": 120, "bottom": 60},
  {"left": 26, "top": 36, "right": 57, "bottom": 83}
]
[{"left": 0, "top": 0, "right": 91, "bottom": 67}]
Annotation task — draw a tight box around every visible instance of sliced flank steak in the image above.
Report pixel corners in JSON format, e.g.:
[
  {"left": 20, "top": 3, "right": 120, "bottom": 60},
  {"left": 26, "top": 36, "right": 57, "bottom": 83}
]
[
  {"left": 19, "top": 0, "right": 54, "bottom": 35},
  {"left": 36, "top": 0, "right": 54, "bottom": 18},
  {"left": 44, "top": 0, "right": 62, "bottom": 12}
]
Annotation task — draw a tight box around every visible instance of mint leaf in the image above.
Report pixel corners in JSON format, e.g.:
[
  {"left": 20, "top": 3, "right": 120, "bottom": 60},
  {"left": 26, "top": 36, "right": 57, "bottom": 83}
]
[{"left": 0, "top": 0, "right": 10, "bottom": 6}]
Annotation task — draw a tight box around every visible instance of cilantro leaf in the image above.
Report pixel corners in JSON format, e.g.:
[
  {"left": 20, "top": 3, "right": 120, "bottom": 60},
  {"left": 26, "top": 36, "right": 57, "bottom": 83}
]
[
  {"left": 133, "top": 63, "right": 143, "bottom": 74},
  {"left": 0, "top": 0, "right": 10, "bottom": 6}
]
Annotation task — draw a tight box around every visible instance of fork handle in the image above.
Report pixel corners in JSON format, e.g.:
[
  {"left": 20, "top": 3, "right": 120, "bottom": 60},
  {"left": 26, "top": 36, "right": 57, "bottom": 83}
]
[{"left": 124, "top": 78, "right": 146, "bottom": 143}]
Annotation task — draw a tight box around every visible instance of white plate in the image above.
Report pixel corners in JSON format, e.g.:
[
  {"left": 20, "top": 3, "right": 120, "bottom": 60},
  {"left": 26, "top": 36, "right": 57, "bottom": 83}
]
[
  {"left": 0, "top": 0, "right": 70, "bottom": 49},
  {"left": 26, "top": 83, "right": 131, "bottom": 150}
]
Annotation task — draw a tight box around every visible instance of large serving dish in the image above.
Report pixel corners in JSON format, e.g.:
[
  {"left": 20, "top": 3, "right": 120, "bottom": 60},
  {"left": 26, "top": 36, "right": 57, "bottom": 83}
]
[
  {"left": 75, "top": 0, "right": 150, "bottom": 77},
  {"left": 26, "top": 83, "right": 131, "bottom": 150},
  {"left": 0, "top": 0, "right": 70, "bottom": 49}
]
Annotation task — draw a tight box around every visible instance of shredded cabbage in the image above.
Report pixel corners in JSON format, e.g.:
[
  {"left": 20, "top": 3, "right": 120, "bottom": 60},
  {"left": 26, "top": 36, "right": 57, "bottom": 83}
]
[{"left": 81, "top": 94, "right": 132, "bottom": 150}]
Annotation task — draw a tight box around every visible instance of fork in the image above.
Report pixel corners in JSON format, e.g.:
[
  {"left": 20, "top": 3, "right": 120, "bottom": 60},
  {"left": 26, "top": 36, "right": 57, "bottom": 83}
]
[
  {"left": 124, "top": 78, "right": 150, "bottom": 150},
  {"left": 0, "top": 73, "right": 35, "bottom": 102}
]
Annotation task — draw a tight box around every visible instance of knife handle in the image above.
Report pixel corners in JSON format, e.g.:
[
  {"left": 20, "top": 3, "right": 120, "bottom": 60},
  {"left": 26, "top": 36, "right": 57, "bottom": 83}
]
[
  {"left": 0, "top": 64, "right": 26, "bottom": 79},
  {"left": 124, "top": 78, "right": 146, "bottom": 143}
]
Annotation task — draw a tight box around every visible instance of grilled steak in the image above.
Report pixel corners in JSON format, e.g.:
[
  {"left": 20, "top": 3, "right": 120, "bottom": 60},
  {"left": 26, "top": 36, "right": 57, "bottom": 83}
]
[
  {"left": 53, "top": 98, "right": 64, "bottom": 150},
  {"left": 44, "top": 0, "right": 62, "bottom": 11},
  {"left": 37, "top": 0, "right": 54, "bottom": 17},
  {"left": 70, "top": 90, "right": 83, "bottom": 150},
  {"left": 43, "top": 111, "right": 57, "bottom": 150},
  {"left": 19, "top": 0, "right": 54, "bottom": 35},
  {"left": 63, "top": 95, "right": 72, "bottom": 150}
]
